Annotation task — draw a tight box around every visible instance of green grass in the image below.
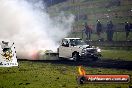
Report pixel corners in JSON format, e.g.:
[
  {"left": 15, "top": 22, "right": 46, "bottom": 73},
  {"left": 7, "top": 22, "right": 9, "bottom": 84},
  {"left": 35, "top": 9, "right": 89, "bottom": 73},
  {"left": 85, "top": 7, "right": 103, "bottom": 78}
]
[
  {"left": 48, "top": 0, "right": 132, "bottom": 30},
  {"left": 0, "top": 61, "right": 132, "bottom": 88},
  {"left": 101, "top": 50, "right": 132, "bottom": 61}
]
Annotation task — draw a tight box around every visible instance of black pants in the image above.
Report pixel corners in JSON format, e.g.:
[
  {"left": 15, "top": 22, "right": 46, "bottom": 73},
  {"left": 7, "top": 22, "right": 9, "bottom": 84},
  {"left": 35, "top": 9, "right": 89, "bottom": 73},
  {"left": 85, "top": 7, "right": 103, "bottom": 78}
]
[
  {"left": 85, "top": 32, "right": 91, "bottom": 40},
  {"left": 107, "top": 31, "right": 114, "bottom": 41},
  {"left": 126, "top": 31, "right": 130, "bottom": 39}
]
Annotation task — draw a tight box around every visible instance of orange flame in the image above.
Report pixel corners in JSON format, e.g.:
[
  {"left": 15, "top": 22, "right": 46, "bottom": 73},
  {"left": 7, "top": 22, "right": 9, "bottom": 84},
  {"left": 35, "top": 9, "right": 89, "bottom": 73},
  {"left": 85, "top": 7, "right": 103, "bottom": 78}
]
[{"left": 78, "top": 66, "right": 86, "bottom": 76}]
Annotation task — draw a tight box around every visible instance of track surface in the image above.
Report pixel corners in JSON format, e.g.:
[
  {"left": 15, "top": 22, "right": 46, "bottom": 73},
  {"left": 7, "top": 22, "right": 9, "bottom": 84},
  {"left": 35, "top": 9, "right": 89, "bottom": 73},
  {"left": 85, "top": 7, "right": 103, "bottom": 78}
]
[{"left": 19, "top": 58, "right": 132, "bottom": 70}]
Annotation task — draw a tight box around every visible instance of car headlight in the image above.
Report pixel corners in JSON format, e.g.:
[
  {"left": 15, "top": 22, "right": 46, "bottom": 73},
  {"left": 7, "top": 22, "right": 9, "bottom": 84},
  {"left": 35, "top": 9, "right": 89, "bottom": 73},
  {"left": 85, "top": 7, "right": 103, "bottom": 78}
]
[
  {"left": 96, "top": 47, "right": 101, "bottom": 52},
  {"left": 97, "top": 48, "right": 101, "bottom": 52}
]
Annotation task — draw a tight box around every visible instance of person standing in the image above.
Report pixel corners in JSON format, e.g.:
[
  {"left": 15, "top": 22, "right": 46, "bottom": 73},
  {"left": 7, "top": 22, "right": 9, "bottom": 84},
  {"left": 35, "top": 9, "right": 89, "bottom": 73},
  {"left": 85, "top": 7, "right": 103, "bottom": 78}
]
[
  {"left": 83, "top": 22, "right": 91, "bottom": 40},
  {"left": 106, "top": 21, "right": 114, "bottom": 41},
  {"left": 130, "top": 22, "right": 132, "bottom": 31},
  {"left": 96, "top": 20, "right": 103, "bottom": 40},
  {"left": 125, "top": 22, "right": 130, "bottom": 40}
]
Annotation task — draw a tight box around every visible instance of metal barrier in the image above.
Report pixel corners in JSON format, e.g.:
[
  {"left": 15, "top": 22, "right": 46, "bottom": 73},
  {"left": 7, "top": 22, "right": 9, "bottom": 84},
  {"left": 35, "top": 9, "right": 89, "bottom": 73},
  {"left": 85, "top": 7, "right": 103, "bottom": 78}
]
[
  {"left": 70, "top": 31, "right": 132, "bottom": 41},
  {"left": 86, "top": 41, "right": 132, "bottom": 47}
]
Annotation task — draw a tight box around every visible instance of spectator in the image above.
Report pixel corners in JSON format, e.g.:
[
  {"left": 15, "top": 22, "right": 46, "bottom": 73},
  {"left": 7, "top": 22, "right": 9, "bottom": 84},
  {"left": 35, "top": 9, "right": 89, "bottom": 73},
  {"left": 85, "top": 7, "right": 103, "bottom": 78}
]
[
  {"left": 106, "top": 21, "right": 114, "bottom": 41},
  {"left": 125, "top": 22, "right": 130, "bottom": 40},
  {"left": 130, "top": 23, "right": 132, "bottom": 31},
  {"left": 96, "top": 20, "right": 103, "bottom": 40},
  {"left": 83, "top": 22, "right": 91, "bottom": 40}
]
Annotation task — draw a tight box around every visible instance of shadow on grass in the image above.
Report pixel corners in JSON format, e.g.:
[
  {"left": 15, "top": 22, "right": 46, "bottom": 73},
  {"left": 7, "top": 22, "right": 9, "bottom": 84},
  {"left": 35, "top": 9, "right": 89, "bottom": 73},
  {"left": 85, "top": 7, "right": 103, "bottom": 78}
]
[{"left": 18, "top": 59, "right": 132, "bottom": 70}]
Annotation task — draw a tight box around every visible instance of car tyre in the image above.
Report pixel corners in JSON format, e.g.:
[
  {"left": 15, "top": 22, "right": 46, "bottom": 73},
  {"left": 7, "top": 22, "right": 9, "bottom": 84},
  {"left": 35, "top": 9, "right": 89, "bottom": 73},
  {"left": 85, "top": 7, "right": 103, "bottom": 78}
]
[{"left": 72, "top": 53, "right": 79, "bottom": 61}]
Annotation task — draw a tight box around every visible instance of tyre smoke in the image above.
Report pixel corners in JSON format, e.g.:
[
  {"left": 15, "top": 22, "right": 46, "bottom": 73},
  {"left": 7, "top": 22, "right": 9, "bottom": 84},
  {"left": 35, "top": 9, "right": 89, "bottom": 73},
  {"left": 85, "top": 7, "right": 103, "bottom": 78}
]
[{"left": 0, "top": 0, "right": 74, "bottom": 59}]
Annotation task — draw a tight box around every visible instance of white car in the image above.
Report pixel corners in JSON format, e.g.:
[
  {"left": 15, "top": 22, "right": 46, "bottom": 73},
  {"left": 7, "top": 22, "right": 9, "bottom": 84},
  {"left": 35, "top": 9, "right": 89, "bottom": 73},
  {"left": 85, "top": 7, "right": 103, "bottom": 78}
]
[{"left": 58, "top": 38, "right": 101, "bottom": 61}]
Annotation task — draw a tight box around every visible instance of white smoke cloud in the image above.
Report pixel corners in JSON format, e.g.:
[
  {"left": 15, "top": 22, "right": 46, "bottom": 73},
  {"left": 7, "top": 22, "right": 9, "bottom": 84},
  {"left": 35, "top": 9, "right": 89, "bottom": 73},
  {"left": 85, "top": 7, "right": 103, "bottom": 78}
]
[{"left": 0, "top": 0, "right": 74, "bottom": 58}]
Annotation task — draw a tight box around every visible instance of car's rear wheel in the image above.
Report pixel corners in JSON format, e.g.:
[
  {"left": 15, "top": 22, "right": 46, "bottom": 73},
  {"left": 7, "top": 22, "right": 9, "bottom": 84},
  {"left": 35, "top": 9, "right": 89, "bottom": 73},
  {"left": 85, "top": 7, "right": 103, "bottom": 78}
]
[{"left": 72, "top": 53, "right": 79, "bottom": 61}]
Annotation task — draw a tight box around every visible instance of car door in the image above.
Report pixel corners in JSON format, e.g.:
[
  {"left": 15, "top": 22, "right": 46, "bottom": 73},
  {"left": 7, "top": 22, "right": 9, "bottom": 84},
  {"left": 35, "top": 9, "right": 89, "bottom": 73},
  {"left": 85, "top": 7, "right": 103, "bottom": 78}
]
[{"left": 59, "top": 39, "right": 71, "bottom": 58}]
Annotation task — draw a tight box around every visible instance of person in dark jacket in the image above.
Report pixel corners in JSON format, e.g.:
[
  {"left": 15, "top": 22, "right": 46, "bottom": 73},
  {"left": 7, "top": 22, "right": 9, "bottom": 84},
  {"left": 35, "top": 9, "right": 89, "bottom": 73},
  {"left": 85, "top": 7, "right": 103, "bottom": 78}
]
[
  {"left": 130, "top": 23, "right": 132, "bottom": 31},
  {"left": 96, "top": 20, "right": 103, "bottom": 40},
  {"left": 106, "top": 21, "right": 114, "bottom": 41},
  {"left": 83, "top": 22, "right": 91, "bottom": 40},
  {"left": 125, "top": 22, "right": 130, "bottom": 40}
]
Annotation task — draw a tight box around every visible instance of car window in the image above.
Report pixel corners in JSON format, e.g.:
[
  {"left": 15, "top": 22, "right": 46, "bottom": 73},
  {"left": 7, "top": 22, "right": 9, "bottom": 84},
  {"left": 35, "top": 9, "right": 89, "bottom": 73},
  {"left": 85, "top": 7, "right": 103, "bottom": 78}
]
[
  {"left": 62, "top": 39, "right": 69, "bottom": 46},
  {"left": 70, "top": 39, "right": 86, "bottom": 46}
]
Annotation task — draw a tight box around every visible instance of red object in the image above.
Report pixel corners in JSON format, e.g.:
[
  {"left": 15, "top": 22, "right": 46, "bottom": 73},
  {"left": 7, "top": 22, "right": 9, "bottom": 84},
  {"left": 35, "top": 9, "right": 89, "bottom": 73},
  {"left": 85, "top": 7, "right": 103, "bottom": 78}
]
[{"left": 77, "top": 66, "right": 130, "bottom": 84}]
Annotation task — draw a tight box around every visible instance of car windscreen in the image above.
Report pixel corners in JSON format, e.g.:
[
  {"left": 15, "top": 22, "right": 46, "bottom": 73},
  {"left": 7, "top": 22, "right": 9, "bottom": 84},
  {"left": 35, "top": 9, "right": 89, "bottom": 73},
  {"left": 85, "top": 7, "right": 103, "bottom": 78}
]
[{"left": 70, "top": 39, "right": 86, "bottom": 46}]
